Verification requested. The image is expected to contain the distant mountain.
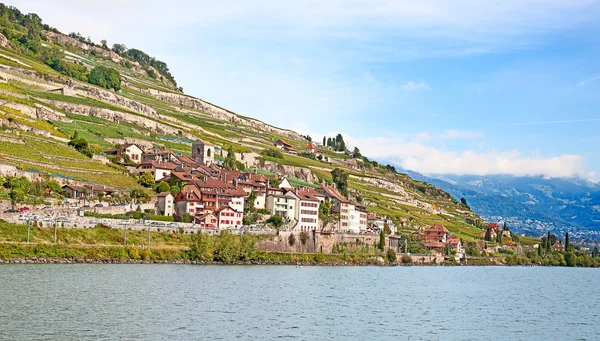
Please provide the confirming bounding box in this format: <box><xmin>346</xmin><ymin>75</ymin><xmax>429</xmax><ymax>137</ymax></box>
<box><xmin>400</xmin><ymin>170</ymin><xmax>600</xmax><ymax>239</ymax></box>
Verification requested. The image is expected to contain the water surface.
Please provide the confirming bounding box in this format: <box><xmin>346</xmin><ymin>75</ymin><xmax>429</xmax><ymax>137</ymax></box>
<box><xmin>0</xmin><ymin>265</ymin><xmax>598</xmax><ymax>340</ymax></box>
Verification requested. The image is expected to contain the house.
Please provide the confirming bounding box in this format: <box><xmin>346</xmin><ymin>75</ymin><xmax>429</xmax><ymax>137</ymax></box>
<box><xmin>306</xmin><ymin>142</ymin><xmax>316</xmax><ymax>154</ymax></box>
<box><xmin>552</xmin><ymin>241</ymin><xmax>565</xmax><ymax>252</ymax></box>
<box><xmin>103</xmin><ymin>143</ymin><xmax>143</xmax><ymax>164</ymax></box>
<box><xmin>278</xmin><ymin>178</ymin><xmax>293</xmax><ymax>190</ymax></box>
<box><xmin>316</xmin><ymin>183</ymin><xmax>351</xmax><ymax>231</ymax></box>
<box><xmin>293</xmin><ymin>189</ymin><xmax>320</xmax><ymax>232</ymax></box>
<box><xmin>137</xmin><ymin>161</ymin><xmax>178</xmax><ymax>181</ymax></box>
<box><xmin>425</xmin><ymin>224</ymin><xmax>450</xmax><ymax>243</ymax></box>
<box><xmin>355</xmin><ymin>205</ymin><xmax>369</xmax><ymax>233</ymax></box>
<box><xmin>61</xmin><ymin>184</ymin><xmax>116</xmax><ymax>199</ymax></box>
<box><xmin>274</xmin><ymin>139</ymin><xmax>297</xmax><ymax>155</ymax></box>
<box><xmin>174</xmin><ymin>191</ymin><xmax>203</xmax><ymax>216</ymax></box>
<box><xmin>123</xmin><ymin>144</ymin><xmax>143</xmax><ymax>164</ymax></box>
<box><xmin>423</xmin><ymin>241</ymin><xmax>446</xmax><ymax>254</ymax></box>
<box><xmin>195</xmin><ymin>212</ymin><xmax>218</xmax><ymax>228</ymax></box>
<box><xmin>266</xmin><ymin>191</ymin><xmax>298</xmax><ymax>221</ymax></box>
<box><xmin>348</xmin><ymin>205</ymin><xmax>361</xmax><ymax>234</ymax></box>
<box><xmin>192</xmin><ymin>140</ymin><xmax>214</xmax><ymax>166</ymax></box>
<box><xmin>488</xmin><ymin>223</ymin><xmax>502</xmax><ymax>230</ymax></box>
<box><xmin>447</xmin><ymin>236</ymin><xmax>463</xmax><ymax>254</ymax></box>
<box><xmin>367</xmin><ymin>213</ymin><xmax>385</xmax><ymax>231</ymax></box>
<box><xmin>156</xmin><ymin>192</ymin><xmax>174</xmax><ymax>216</ymax></box>
<box><xmin>215</xmin><ymin>206</ymin><xmax>243</xmax><ymax>228</ymax></box>
<box><xmin>62</xmin><ymin>184</ymin><xmax>85</xmax><ymax>199</ymax></box>
<box><xmin>142</xmin><ymin>147</ymin><xmax>179</xmax><ymax>163</ymax></box>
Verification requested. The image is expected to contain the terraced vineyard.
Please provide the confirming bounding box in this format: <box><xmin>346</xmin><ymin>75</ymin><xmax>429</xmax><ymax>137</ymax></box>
<box><xmin>0</xmin><ymin>6</ymin><xmax>500</xmax><ymax>242</ymax></box>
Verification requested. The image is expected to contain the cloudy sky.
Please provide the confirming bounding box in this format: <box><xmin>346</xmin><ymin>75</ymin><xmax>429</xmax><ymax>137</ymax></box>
<box><xmin>13</xmin><ymin>0</ymin><xmax>600</xmax><ymax>181</ymax></box>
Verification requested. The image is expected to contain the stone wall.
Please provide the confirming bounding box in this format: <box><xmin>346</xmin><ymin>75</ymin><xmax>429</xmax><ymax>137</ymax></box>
<box><xmin>257</xmin><ymin>231</ymin><xmax>317</xmax><ymax>253</ymax></box>
<box><xmin>257</xmin><ymin>232</ymin><xmax>380</xmax><ymax>254</ymax></box>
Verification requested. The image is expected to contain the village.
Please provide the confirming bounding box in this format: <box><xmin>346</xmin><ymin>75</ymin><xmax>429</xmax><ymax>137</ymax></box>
<box><xmin>3</xmin><ymin>138</ymin><xmax>479</xmax><ymax>261</ymax></box>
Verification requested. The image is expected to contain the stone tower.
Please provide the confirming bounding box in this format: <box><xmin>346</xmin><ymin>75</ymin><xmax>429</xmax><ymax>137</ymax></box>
<box><xmin>192</xmin><ymin>140</ymin><xmax>214</xmax><ymax>166</ymax></box>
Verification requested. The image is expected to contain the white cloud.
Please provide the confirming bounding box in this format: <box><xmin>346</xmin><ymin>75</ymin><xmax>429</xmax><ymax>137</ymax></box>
<box><xmin>400</xmin><ymin>80</ymin><xmax>431</xmax><ymax>91</ymax></box>
<box><xmin>343</xmin><ymin>135</ymin><xmax>589</xmax><ymax>179</ymax></box>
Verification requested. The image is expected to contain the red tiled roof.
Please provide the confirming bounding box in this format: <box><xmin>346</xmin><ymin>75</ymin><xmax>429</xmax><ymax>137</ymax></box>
<box><xmin>307</xmin><ymin>142</ymin><xmax>314</xmax><ymax>149</ymax></box>
<box><xmin>316</xmin><ymin>184</ymin><xmax>348</xmax><ymax>203</ymax></box>
<box><xmin>275</xmin><ymin>139</ymin><xmax>292</xmax><ymax>148</ymax></box>
<box><xmin>175</xmin><ymin>191</ymin><xmax>201</xmax><ymax>202</ymax></box>
<box><xmin>137</xmin><ymin>160</ymin><xmax>178</xmax><ymax>170</ymax></box>
<box><xmin>426</xmin><ymin>224</ymin><xmax>449</xmax><ymax>233</ymax></box>
<box><xmin>296</xmin><ymin>190</ymin><xmax>320</xmax><ymax>202</ymax></box>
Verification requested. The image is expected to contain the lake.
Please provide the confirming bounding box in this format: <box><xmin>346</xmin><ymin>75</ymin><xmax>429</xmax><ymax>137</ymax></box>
<box><xmin>0</xmin><ymin>265</ymin><xmax>598</xmax><ymax>340</ymax></box>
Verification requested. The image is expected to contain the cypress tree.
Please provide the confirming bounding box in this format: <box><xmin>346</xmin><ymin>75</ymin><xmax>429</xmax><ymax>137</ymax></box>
<box><xmin>565</xmin><ymin>232</ymin><xmax>570</xmax><ymax>252</ymax></box>
<box><xmin>322</xmin><ymin>136</ymin><xmax>326</xmax><ymax>146</ymax></box>
<box><xmin>496</xmin><ymin>230</ymin><xmax>502</xmax><ymax>244</ymax></box>
<box><xmin>538</xmin><ymin>245</ymin><xmax>543</xmax><ymax>256</ymax></box>
<box><xmin>503</xmin><ymin>222</ymin><xmax>508</xmax><ymax>231</ymax></box>
<box><xmin>484</xmin><ymin>228</ymin><xmax>491</xmax><ymax>242</ymax></box>
<box><xmin>379</xmin><ymin>229</ymin><xmax>385</xmax><ymax>251</ymax></box>
<box><xmin>546</xmin><ymin>231</ymin><xmax>551</xmax><ymax>251</ymax></box>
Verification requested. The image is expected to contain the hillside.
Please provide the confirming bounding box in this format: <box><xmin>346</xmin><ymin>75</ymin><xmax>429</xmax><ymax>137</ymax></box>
<box><xmin>0</xmin><ymin>4</ymin><xmax>505</xmax><ymax>247</ymax></box>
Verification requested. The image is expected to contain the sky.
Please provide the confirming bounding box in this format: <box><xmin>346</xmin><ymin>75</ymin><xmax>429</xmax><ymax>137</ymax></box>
<box><xmin>12</xmin><ymin>0</ymin><xmax>600</xmax><ymax>182</ymax></box>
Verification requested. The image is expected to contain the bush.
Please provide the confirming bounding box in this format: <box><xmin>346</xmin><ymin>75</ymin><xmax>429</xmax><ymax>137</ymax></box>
<box><xmin>299</xmin><ymin>231</ymin><xmax>309</xmax><ymax>246</ymax></box>
<box><xmin>288</xmin><ymin>233</ymin><xmax>296</xmax><ymax>246</ymax></box>
<box><xmin>87</xmin><ymin>66</ymin><xmax>121</xmax><ymax>90</ymax></box>
<box><xmin>386</xmin><ymin>248</ymin><xmax>397</xmax><ymax>263</ymax></box>
<box><xmin>261</xmin><ymin>149</ymin><xmax>283</xmax><ymax>159</ymax></box>
<box><xmin>401</xmin><ymin>255</ymin><xmax>412</xmax><ymax>264</ymax></box>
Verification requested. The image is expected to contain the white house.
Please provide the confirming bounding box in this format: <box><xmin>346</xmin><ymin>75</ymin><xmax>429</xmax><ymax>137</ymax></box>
<box><xmin>137</xmin><ymin>161</ymin><xmax>178</xmax><ymax>181</ymax></box>
<box><xmin>156</xmin><ymin>192</ymin><xmax>174</xmax><ymax>216</ymax></box>
<box><xmin>293</xmin><ymin>189</ymin><xmax>320</xmax><ymax>232</ymax></box>
<box><xmin>266</xmin><ymin>192</ymin><xmax>297</xmax><ymax>221</ymax></box>
<box><xmin>215</xmin><ymin>206</ymin><xmax>243</xmax><ymax>228</ymax></box>
<box><xmin>348</xmin><ymin>205</ymin><xmax>361</xmax><ymax>234</ymax></box>
<box><xmin>123</xmin><ymin>144</ymin><xmax>143</xmax><ymax>164</ymax></box>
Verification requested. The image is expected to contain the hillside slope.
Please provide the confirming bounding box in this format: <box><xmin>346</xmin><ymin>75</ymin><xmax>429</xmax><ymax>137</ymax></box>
<box><xmin>0</xmin><ymin>4</ymin><xmax>494</xmax><ymax>243</ymax></box>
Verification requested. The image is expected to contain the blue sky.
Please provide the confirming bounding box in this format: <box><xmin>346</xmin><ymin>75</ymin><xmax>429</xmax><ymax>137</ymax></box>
<box><xmin>15</xmin><ymin>0</ymin><xmax>600</xmax><ymax>181</ymax></box>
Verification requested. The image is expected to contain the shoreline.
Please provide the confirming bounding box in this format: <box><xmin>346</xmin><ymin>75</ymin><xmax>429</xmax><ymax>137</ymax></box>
<box><xmin>0</xmin><ymin>256</ymin><xmax>519</xmax><ymax>266</ymax></box>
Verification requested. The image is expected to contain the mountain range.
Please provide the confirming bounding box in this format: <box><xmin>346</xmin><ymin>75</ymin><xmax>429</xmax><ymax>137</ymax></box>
<box><xmin>403</xmin><ymin>170</ymin><xmax>600</xmax><ymax>240</ymax></box>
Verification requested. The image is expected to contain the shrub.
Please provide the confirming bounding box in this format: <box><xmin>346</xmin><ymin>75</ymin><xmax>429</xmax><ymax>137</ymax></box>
<box><xmin>261</xmin><ymin>148</ymin><xmax>283</xmax><ymax>159</ymax></box>
<box><xmin>299</xmin><ymin>231</ymin><xmax>309</xmax><ymax>246</ymax></box>
<box><xmin>386</xmin><ymin>248</ymin><xmax>397</xmax><ymax>263</ymax></box>
<box><xmin>288</xmin><ymin>233</ymin><xmax>296</xmax><ymax>246</ymax></box>
<box><xmin>401</xmin><ymin>255</ymin><xmax>412</xmax><ymax>264</ymax></box>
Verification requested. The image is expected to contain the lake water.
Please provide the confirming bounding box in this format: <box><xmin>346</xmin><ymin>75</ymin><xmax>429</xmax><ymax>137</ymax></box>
<box><xmin>0</xmin><ymin>265</ymin><xmax>598</xmax><ymax>340</ymax></box>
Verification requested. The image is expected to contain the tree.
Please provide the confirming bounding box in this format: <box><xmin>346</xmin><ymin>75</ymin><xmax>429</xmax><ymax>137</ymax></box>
<box><xmin>288</xmin><ymin>233</ymin><xmax>296</xmax><ymax>246</ymax></box>
<box><xmin>170</xmin><ymin>185</ymin><xmax>180</xmax><ymax>197</ymax></box>
<box><xmin>460</xmin><ymin>198</ymin><xmax>468</xmax><ymax>206</ymax></box>
<box><xmin>269</xmin><ymin>178</ymin><xmax>280</xmax><ymax>187</ymax></box>
<box><xmin>87</xmin><ymin>66</ymin><xmax>121</xmax><ymax>90</ymax></box>
<box><xmin>484</xmin><ymin>228</ymin><xmax>492</xmax><ymax>242</ymax></box>
<box><xmin>223</xmin><ymin>145</ymin><xmax>237</xmax><ymax>170</ymax></box>
<box><xmin>266</xmin><ymin>215</ymin><xmax>283</xmax><ymax>229</ymax></box>
<box><xmin>592</xmin><ymin>246</ymin><xmax>599</xmax><ymax>258</ymax></box>
<box><xmin>496</xmin><ymin>229</ymin><xmax>502</xmax><ymax>244</ymax></box>
<box><xmin>330</xmin><ymin>168</ymin><xmax>348</xmax><ymax>197</ymax></box>
<box><xmin>139</xmin><ymin>172</ymin><xmax>155</xmax><ymax>187</ymax></box>
<box><xmin>188</xmin><ymin>231</ymin><xmax>214</xmax><ymax>261</ymax></box>
<box><xmin>68</xmin><ymin>132</ymin><xmax>92</xmax><ymax>157</ymax></box>
<box><xmin>44</xmin><ymin>180</ymin><xmax>61</xmax><ymax>195</ymax></box>
<box><xmin>9</xmin><ymin>188</ymin><xmax>24</xmax><ymax>207</ymax></box>
<box><xmin>156</xmin><ymin>181</ymin><xmax>170</xmax><ymax>193</ymax></box>
<box><xmin>100</xmin><ymin>39</ymin><xmax>108</xmax><ymax>49</ymax></box>
<box><xmin>546</xmin><ymin>231</ymin><xmax>552</xmax><ymax>251</ymax></box>
<box><xmin>379</xmin><ymin>228</ymin><xmax>385</xmax><ymax>251</ymax></box>
<box><xmin>538</xmin><ymin>245</ymin><xmax>543</xmax><ymax>257</ymax></box>
<box><xmin>353</xmin><ymin>146</ymin><xmax>361</xmax><ymax>158</ymax></box>
<box><xmin>322</xmin><ymin>136</ymin><xmax>326</xmax><ymax>146</ymax></box>
<box><xmin>112</xmin><ymin>43</ymin><xmax>127</xmax><ymax>54</ymax></box>
<box><xmin>386</xmin><ymin>248</ymin><xmax>397</xmax><ymax>263</ymax></box>
<box><xmin>246</xmin><ymin>191</ymin><xmax>257</xmax><ymax>213</ymax></box>
<box><xmin>565</xmin><ymin>232</ymin><xmax>570</xmax><ymax>252</ymax></box>
<box><xmin>503</xmin><ymin>222</ymin><xmax>509</xmax><ymax>231</ymax></box>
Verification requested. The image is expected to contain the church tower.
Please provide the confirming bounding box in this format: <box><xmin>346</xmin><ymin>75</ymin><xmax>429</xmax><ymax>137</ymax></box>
<box><xmin>192</xmin><ymin>140</ymin><xmax>214</xmax><ymax>166</ymax></box>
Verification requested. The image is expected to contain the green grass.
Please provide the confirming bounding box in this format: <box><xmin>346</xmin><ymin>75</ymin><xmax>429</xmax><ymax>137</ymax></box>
<box><xmin>0</xmin><ymin>221</ymin><xmax>189</xmax><ymax>248</ymax></box>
